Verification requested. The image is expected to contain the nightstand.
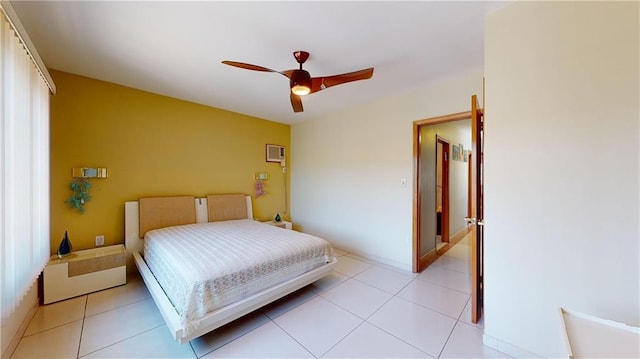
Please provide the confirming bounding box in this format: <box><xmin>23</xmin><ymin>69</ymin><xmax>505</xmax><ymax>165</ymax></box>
<box><xmin>264</xmin><ymin>220</ymin><xmax>293</xmax><ymax>230</ymax></box>
<box><xmin>43</xmin><ymin>244</ymin><xmax>126</xmax><ymax>304</ymax></box>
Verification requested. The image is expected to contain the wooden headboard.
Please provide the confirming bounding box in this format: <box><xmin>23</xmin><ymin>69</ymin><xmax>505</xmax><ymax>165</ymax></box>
<box><xmin>124</xmin><ymin>194</ymin><xmax>253</xmax><ymax>273</ymax></box>
<box><xmin>207</xmin><ymin>194</ymin><xmax>249</xmax><ymax>222</ymax></box>
<box><xmin>139</xmin><ymin>196</ymin><xmax>196</xmax><ymax>237</ymax></box>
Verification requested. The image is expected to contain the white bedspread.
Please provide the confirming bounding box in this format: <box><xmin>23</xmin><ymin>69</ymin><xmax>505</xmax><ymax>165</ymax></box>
<box><xmin>143</xmin><ymin>219</ymin><xmax>334</xmax><ymax>334</ymax></box>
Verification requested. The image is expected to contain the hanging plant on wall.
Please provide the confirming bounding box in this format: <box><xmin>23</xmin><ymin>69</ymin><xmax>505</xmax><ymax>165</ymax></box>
<box><xmin>65</xmin><ymin>177</ymin><xmax>91</xmax><ymax>214</ymax></box>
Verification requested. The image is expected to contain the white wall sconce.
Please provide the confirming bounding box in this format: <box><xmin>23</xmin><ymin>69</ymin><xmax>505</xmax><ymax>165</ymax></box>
<box><xmin>72</xmin><ymin>167</ymin><xmax>108</xmax><ymax>178</ymax></box>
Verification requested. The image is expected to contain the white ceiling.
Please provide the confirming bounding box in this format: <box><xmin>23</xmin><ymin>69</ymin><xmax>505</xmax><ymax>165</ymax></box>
<box><xmin>11</xmin><ymin>1</ymin><xmax>506</xmax><ymax>124</ymax></box>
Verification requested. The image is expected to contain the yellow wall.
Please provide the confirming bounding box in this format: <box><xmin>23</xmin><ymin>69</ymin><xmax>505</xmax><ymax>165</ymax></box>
<box><xmin>50</xmin><ymin>70</ymin><xmax>290</xmax><ymax>253</ymax></box>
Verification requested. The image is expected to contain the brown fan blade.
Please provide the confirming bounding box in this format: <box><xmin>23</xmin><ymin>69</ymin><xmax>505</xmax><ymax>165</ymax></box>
<box><xmin>222</xmin><ymin>61</ymin><xmax>277</xmax><ymax>72</ymax></box>
<box><xmin>290</xmin><ymin>92</ymin><xmax>303</xmax><ymax>113</ymax></box>
<box><xmin>310</xmin><ymin>67</ymin><xmax>374</xmax><ymax>93</ymax></box>
<box><xmin>222</xmin><ymin>61</ymin><xmax>294</xmax><ymax>79</ymax></box>
<box><xmin>280</xmin><ymin>69</ymin><xmax>294</xmax><ymax>79</ymax></box>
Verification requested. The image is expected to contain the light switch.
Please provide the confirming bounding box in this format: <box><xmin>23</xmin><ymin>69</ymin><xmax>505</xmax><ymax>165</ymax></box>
<box><xmin>400</xmin><ymin>178</ymin><xmax>407</xmax><ymax>187</ymax></box>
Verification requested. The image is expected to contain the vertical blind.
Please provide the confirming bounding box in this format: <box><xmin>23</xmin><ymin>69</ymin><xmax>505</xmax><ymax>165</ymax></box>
<box><xmin>0</xmin><ymin>7</ymin><xmax>51</xmax><ymax>321</ymax></box>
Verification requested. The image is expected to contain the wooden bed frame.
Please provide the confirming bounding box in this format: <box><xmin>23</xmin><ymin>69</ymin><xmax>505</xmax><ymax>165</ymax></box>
<box><xmin>124</xmin><ymin>195</ymin><xmax>337</xmax><ymax>343</ymax></box>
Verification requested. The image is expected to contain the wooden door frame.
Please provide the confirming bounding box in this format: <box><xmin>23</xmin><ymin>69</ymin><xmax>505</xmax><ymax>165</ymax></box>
<box><xmin>413</xmin><ymin>110</ymin><xmax>472</xmax><ymax>272</ymax></box>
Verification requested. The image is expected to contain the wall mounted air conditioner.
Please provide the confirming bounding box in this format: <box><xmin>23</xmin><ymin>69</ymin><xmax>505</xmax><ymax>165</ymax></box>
<box><xmin>266</xmin><ymin>144</ymin><xmax>285</xmax><ymax>163</ymax></box>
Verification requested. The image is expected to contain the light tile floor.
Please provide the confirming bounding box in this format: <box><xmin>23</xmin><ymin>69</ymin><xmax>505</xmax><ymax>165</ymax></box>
<box><xmin>12</xmin><ymin>233</ymin><xmax>511</xmax><ymax>358</ymax></box>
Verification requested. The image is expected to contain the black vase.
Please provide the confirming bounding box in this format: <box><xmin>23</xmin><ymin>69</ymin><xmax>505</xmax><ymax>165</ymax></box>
<box><xmin>57</xmin><ymin>231</ymin><xmax>72</xmax><ymax>258</ymax></box>
<box><xmin>275</xmin><ymin>213</ymin><xmax>281</xmax><ymax>222</ymax></box>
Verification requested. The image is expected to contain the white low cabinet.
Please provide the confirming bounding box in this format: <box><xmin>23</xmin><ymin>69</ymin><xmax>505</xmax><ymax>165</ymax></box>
<box><xmin>263</xmin><ymin>220</ymin><xmax>293</xmax><ymax>230</ymax></box>
<box><xmin>44</xmin><ymin>244</ymin><xmax>126</xmax><ymax>304</ymax></box>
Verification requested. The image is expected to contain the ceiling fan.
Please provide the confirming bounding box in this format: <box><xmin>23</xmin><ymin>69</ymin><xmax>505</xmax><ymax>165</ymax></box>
<box><xmin>222</xmin><ymin>51</ymin><xmax>374</xmax><ymax>113</ymax></box>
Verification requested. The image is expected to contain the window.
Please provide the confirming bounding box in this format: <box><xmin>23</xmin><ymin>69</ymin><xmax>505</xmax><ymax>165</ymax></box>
<box><xmin>1</xmin><ymin>3</ymin><xmax>54</xmax><ymax>321</ymax></box>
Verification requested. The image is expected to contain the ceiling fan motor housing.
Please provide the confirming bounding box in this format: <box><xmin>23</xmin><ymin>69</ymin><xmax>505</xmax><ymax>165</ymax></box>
<box><xmin>290</xmin><ymin>69</ymin><xmax>311</xmax><ymax>96</ymax></box>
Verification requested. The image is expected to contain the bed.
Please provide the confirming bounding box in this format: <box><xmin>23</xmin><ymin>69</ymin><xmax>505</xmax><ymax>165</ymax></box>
<box><xmin>124</xmin><ymin>194</ymin><xmax>337</xmax><ymax>343</ymax></box>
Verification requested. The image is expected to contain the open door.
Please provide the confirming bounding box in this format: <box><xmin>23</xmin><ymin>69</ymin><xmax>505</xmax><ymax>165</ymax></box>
<box><xmin>468</xmin><ymin>94</ymin><xmax>484</xmax><ymax>323</ymax></box>
<box><xmin>412</xmin><ymin>96</ymin><xmax>483</xmax><ymax>319</ymax></box>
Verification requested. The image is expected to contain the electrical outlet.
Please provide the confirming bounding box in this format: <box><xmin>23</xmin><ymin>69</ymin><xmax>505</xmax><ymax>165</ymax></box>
<box><xmin>95</xmin><ymin>235</ymin><xmax>104</xmax><ymax>247</ymax></box>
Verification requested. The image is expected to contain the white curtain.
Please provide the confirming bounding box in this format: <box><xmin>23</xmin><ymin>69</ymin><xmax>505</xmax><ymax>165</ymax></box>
<box><xmin>0</xmin><ymin>8</ymin><xmax>51</xmax><ymax>321</ymax></box>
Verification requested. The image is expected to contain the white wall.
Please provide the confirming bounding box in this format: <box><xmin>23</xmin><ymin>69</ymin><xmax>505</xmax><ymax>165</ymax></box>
<box><xmin>291</xmin><ymin>70</ymin><xmax>482</xmax><ymax>271</ymax></box>
<box><xmin>484</xmin><ymin>2</ymin><xmax>639</xmax><ymax>357</ymax></box>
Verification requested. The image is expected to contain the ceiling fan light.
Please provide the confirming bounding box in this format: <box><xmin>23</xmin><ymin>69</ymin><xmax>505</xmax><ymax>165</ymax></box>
<box><xmin>290</xmin><ymin>70</ymin><xmax>311</xmax><ymax>96</ymax></box>
<box><xmin>291</xmin><ymin>85</ymin><xmax>311</xmax><ymax>96</ymax></box>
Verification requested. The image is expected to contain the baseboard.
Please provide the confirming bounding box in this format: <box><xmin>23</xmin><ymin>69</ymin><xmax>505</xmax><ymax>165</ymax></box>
<box><xmin>333</xmin><ymin>246</ymin><xmax>413</xmax><ymax>273</ymax></box>
<box><xmin>419</xmin><ymin>249</ymin><xmax>439</xmax><ymax>270</ymax></box>
<box><xmin>2</xmin><ymin>294</ymin><xmax>39</xmax><ymax>359</ymax></box>
<box><xmin>450</xmin><ymin>225</ymin><xmax>470</xmax><ymax>244</ymax></box>
<box><xmin>483</xmin><ymin>333</ymin><xmax>542</xmax><ymax>358</ymax></box>
<box><xmin>321</xmin><ymin>227</ymin><xmax>466</xmax><ymax>273</ymax></box>
<box><xmin>436</xmin><ymin>226</ymin><xmax>470</xmax><ymax>255</ymax></box>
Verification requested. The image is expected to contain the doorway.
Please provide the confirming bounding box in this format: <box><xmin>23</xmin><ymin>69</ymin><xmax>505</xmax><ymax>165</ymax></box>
<box><xmin>412</xmin><ymin>97</ymin><xmax>484</xmax><ymax>323</ymax></box>
<box><xmin>413</xmin><ymin>112</ymin><xmax>472</xmax><ymax>272</ymax></box>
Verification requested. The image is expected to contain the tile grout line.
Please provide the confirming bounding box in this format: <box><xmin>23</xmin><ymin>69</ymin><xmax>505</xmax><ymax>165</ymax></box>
<box><xmin>317</xmin><ymin>319</ymin><xmax>367</xmax><ymax>358</ymax></box>
<box><xmin>78</xmin><ymin>324</ymin><xmax>166</xmax><ymax>358</ymax></box>
<box><xmin>362</xmin><ymin>278</ymin><xmax>435</xmax><ymax>358</ymax></box>
<box><xmin>351</xmin><ymin>269</ymin><xmax>416</xmax><ymax>295</ymax></box>
<box><xmin>83</xmin><ymin>295</ymin><xmax>152</xmax><ymax>319</ymax></box>
<box><xmin>282</xmin><ymin>288</ymin><xmax>358</xmax><ymax>358</ymax></box>
<box><xmin>76</xmin><ymin>295</ymin><xmax>88</xmax><ymax>358</ymax></box>
<box><xmin>435</xmin><ymin>316</ymin><xmax>462</xmax><ymax>358</ymax></box>
<box><xmin>20</xmin><ymin>318</ymin><xmax>83</xmax><ymax>339</ymax></box>
<box><xmin>192</xmin><ymin>315</ymin><xmax>275</xmax><ymax>358</ymax></box>
<box><xmin>255</xmin><ymin>286</ymin><xmax>328</xmax><ymax>358</ymax></box>
<box><xmin>263</xmin><ymin>264</ymin><xmax>399</xmax><ymax>357</ymax></box>
<box><xmin>394</xmin><ymin>278</ymin><xmax>471</xmax><ymax>322</ymax></box>
<box><xmin>435</xmin><ymin>296</ymin><xmax>473</xmax><ymax>359</ymax></box>
<box><xmin>269</xmin><ymin>316</ymin><xmax>319</xmax><ymax>358</ymax></box>
<box><xmin>413</xmin><ymin>275</ymin><xmax>472</xmax><ymax>296</ymax></box>
<box><xmin>77</xmin><ymin>292</ymin><xmax>163</xmax><ymax>357</ymax></box>
<box><xmin>361</xmin><ymin>295</ymin><xmax>433</xmax><ymax>358</ymax></box>
<box><xmin>187</xmin><ymin>335</ymin><xmax>199</xmax><ymax>358</ymax></box>
<box><xmin>260</xmin><ymin>264</ymin><xmax>370</xmax><ymax>358</ymax></box>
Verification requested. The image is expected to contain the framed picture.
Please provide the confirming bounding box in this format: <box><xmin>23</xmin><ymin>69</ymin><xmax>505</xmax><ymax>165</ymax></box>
<box><xmin>452</xmin><ymin>145</ymin><xmax>460</xmax><ymax>161</ymax></box>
